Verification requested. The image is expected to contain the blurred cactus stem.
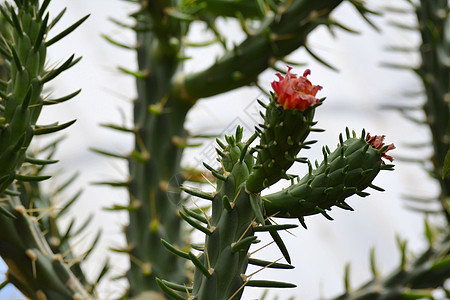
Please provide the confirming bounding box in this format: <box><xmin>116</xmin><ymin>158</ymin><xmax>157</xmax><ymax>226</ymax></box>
<box><xmin>124</xmin><ymin>1</ymin><xmax>191</xmax><ymax>297</ymax></box>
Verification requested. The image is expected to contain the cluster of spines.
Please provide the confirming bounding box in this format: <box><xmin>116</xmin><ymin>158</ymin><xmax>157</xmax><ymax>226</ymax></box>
<box><xmin>264</xmin><ymin>128</ymin><xmax>394</xmax><ymax>228</ymax></box>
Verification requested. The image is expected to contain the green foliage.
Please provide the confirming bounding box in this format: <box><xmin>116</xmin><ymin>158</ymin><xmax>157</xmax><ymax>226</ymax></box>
<box><xmin>333</xmin><ymin>232</ymin><xmax>450</xmax><ymax>300</ymax></box>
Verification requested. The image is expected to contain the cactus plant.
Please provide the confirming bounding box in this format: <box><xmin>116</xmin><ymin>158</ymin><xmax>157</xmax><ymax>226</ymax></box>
<box><xmin>100</xmin><ymin>0</ymin><xmax>376</xmax><ymax>298</ymax></box>
<box><xmin>157</xmin><ymin>67</ymin><xmax>395</xmax><ymax>299</ymax></box>
<box><xmin>1</xmin><ymin>0</ymin><xmax>448</xmax><ymax>299</ymax></box>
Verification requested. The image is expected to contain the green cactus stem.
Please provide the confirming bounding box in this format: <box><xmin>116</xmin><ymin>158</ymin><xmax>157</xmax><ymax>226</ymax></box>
<box><xmin>188</xmin><ymin>128</ymin><xmax>256</xmax><ymax>299</ymax></box>
<box><xmin>0</xmin><ymin>0</ymin><xmax>86</xmax><ymax>194</ymax></box>
<box><xmin>264</xmin><ymin>129</ymin><xmax>395</xmax><ymax>225</ymax></box>
<box><xmin>415</xmin><ymin>0</ymin><xmax>450</xmax><ymax>220</ymax></box>
<box><xmin>159</xmin><ymin>127</ymin><xmax>298</xmax><ymax>299</ymax></box>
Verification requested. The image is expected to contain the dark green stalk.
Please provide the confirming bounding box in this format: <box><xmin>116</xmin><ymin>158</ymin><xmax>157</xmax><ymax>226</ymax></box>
<box><xmin>416</xmin><ymin>0</ymin><xmax>450</xmax><ymax>221</ymax></box>
<box><xmin>124</xmin><ymin>1</ymin><xmax>190</xmax><ymax>297</ymax></box>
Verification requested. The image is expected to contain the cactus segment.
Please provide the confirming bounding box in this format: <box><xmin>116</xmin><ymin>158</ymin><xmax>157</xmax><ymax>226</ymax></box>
<box><xmin>264</xmin><ymin>132</ymin><xmax>394</xmax><ymax>219</ymax></box>
<box><xmin>159</xmin><ymin>129</ymin><xmax>268</xmax><ymax>299</ymax></box>
<box><xmin>188</xmin><ymin>130</ymin><xmax>257</xmax><ymax>299</ymax></box>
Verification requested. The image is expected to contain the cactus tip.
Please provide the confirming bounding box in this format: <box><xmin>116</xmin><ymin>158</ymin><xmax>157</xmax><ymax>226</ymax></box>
<box><xmin>298</xmin><ymin>217</ymin><xmax>307</xmax><ymax>229</ymax></box>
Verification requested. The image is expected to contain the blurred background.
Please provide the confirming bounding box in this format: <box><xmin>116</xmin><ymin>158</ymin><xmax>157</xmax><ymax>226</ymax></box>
<box><xmin>0</xmin><ymin>0</ymin><xmax>439</xmax><ymax>299</ymax></box>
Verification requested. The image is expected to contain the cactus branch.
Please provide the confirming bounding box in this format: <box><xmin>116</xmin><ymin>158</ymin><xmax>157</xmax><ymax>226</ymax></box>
<box><xmin>182</xmin><ymin>0</ymin><xmax>344</xmax><ymax>100</ymax></box>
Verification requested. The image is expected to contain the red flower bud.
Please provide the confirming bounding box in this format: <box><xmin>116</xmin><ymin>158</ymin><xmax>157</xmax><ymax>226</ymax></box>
<box><xmin>271</xmin><ymin>66</ymin><xmax>322</xmax><ymax>111</ymax></box>
<box><xmin>366</xmin><ymin>133</ymin><xmax>396</xmax><ymax>163</ymax></box>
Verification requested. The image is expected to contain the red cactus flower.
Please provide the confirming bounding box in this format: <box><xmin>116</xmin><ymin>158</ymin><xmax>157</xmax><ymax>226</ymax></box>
<box><xmin>366</xmin><ymin>133</ymin><xmax>396</xmax><ymax>163</ymax></box>
<box><xmin>271</xmin><ymin>66</ymin><xmax>322</xmax><ymax>111</ymax></box>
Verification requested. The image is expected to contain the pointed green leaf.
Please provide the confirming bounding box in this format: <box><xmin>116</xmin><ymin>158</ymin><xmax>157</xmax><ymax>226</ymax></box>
<box><xmin>43</xmin><ymin>89</ymin><xmax>81</xmax><ymax>105</ymax></box>
<box><xmin>33</xmin><ymin>119</ymin><xmax>76</xmax><ymax>135</ymax></box>
<box><xmin>155</xmin><ymin>278</ymin><xmax>185</xmax><ymax>300</ymax></box>
<box><xmin>15</xmin><ymin>174</ymin><xmax>51</xmax><ymax>181</ymax></box>
<box><xmin>0</xmin><ymin>205</ymin><xmax>16</xmax><ymax>219</ymax></box>
<box><xmin>46</xmin><ymin>15</ymin><xmax>90</xmax><ymax>47</ymax></box>
<box><xmin>160</xmin><ymin>239</ymin><xmax>189</xmax><ymax>259</ymax></box>
<box><xmin>231</xmin><ymin>236</ymin><xmax>258</xmax><ymax>253</ymax></box>
<box><xmin>25</xmin><ymin>157</ymin><xmax>59</xmax><ymax>165</ymax></box>
<box><xmin>188</xmin><ymin>252</ymin><xmax>211</xmax><ymax>278</ymax></box>
<box><xmin>248</xmin><ymin>258</ymin><xmax>294</xmax><ymax>269</ymax></box>
<box><xmin>246</xmin><ymin>280</ymin><xmax>296</xmax><ymax>288</ymax></box>
<box><xmin>265</xmin><ymin>220</ymin><xmax>291</xmax><ymax>264</ymax></box>
<box><xmin>253</xmin><ymin>224</ymin><xmax>298</xmax><ymax>232</ymax></box>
